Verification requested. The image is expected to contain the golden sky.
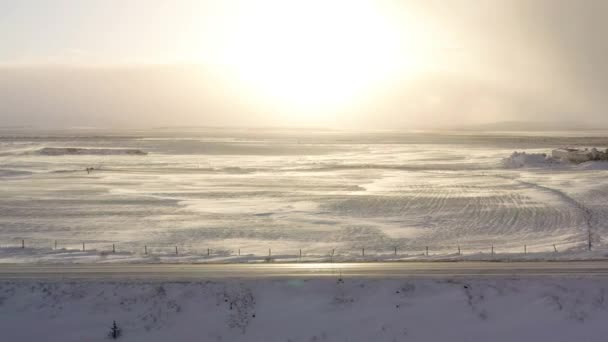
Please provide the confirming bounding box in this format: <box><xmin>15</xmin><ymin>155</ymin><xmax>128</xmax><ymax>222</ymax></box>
<box><xmin>1</xmin><ymin>0</ymin><xmax>607</xmax><ymax>129</ymax></box>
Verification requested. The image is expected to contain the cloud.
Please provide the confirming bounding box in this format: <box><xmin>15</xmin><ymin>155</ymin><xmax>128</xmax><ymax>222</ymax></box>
<box><xmin>1</xmin><ymin>0</ymin><xmax>607</xmax><ymax>129</ymax></box>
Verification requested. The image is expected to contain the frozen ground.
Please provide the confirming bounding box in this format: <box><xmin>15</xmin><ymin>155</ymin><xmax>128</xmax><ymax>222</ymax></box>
<box><xmin>1</xmin><ymin>128</ymin><xmax>608</xmax><ymax>262</ymax></box>
<box><xmin>2</xmin><ymin>277</ymin><xmax>608</xmax><ymax>341</ymax></box>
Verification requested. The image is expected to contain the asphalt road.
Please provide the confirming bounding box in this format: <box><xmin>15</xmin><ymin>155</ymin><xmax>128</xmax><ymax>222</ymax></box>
<box><xmin>0</xmin><ymin>261</ymin><xmax>608</xmax><ymax>280</ymax></box>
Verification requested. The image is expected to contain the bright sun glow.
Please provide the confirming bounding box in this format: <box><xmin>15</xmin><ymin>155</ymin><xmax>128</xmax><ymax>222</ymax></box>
<box><xmin>201</xmin><ymin>1</ymin><xmax>432</xmax><ymax>123</ymax></box>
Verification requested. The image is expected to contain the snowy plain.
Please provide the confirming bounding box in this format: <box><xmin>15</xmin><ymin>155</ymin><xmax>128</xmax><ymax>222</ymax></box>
<box><xmin>2</xmin><ymin>277</ymin><xmax>608</xmax><ymax>342</ymax></box>
<box><xmin>1</xmin><ymin>128</ymin><xmax>608</xmax><ymax>262</ymax></box>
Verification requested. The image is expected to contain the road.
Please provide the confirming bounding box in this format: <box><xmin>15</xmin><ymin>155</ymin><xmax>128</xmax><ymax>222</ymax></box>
<box><xmin>0</xmin><ymin>261</ymin><xmax>608</xmax><ymax>280</ymax></box>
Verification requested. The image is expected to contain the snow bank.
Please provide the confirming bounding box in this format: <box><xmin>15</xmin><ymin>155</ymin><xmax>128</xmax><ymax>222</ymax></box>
<box><xmin>502</xmin><ymin>151</ymin><xmax>608</xmax><ymax>170</ymax></box>
<box><xmin>0</xmin><ymin>243</ymin><xmax>606</xmax><ymax>263</ymax></box>
<box><xmin>0</xmin><ymin>169</ymin><xmax>32</xmax><ymax>178</ymax></box>
<box><xmin>575</xmin><ymin>161</ymin><xmax>608</xmax><ymax>171</ymax></box>
<box><xmin>2</xmin><ymin>278</ymin><xmax>608</xmax><ymax>342</ymax></box>
<box><xmin>502</xmin><ymin>151</ymin><xmax>560</xmax><ymax>168</ymax></box>
<box><xmin>35</xmin><ymin>147</ymin><xmax>147</xmax><ymax>156</ymax></box>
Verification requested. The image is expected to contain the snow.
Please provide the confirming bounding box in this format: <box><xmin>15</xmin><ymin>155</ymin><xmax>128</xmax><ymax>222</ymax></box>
<box><xmin>2</xmin><ymin>277</ymin><xmax>608</xmax><ymax>341</ymax></box>
<box><xmin>0</xmin><ymin>169</ymin><xmax>32</xmax><ymax>178</ymax></box>
<box><xmin>3</xmin><ymin>130</ymin><xmax>608</xmax><ymax>263</ymax></box>
<box><xmin>502</xmin><ymin>150</ymin><xmax>608</xmax><ymax>170</ymax></box>
<box><xmin>35</xmin><ymin>147</ymin><xmax>147</xmax><ymax>156</ymax></box>
<box><xmin>0</xmin><ymin>243</ymin><xmax>607</xmax><ymax>264</ymax></box>
<box><xmin>575</xmin><ymin>161</ymin><xmax>608</xmax><ymax>171</ymax></box>
<box><xmin>502</xmin><ymin>151</ymin><xmax>561</xmax><ymax>168</ymax></box>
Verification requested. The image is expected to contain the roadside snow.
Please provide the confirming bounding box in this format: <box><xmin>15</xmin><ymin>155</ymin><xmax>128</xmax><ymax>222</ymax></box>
<box><xmin>1</xmin><ymin>244</ymin><xmax>607</xmax><ymax>263</ymax></box>
<box><xmin>2</xmin><ymin>278</ymin><xmax>608</xmax><ymax>341</ymax></box>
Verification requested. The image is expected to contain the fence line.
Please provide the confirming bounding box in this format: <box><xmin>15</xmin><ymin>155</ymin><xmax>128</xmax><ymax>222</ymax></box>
<box><xmin>0</xmin><ymin>237</ymin><xmax>596</xmax><ymax>260</ymax></box>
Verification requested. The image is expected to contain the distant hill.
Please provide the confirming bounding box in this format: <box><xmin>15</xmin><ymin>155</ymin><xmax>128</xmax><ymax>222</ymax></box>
<box><xmin>458</xmin><ymin>121</ymin><xmax>608</xmax><ymax>132</ymax></box>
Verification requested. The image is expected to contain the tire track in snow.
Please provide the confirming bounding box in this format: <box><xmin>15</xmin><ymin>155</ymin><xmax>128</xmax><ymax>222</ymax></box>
<box><xmin>324</xmin><ymin>171</ymin><xmax>587</xmax><ymax>250</ymax></box>
<box><xmin>492</xmin><ymin>174</ymin><xmax>593</xmax><ymax>242</ymax></box>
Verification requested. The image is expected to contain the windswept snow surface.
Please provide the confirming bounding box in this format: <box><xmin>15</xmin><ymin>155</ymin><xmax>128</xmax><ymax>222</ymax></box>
<box><xmin>1</xmin><ymin>128</ymin><xmax>608</xmax><ymax>262</ymax></box>
<box><xmin>3</xmin><ymin>278</ymin><xmax>608</xmax><ymax>341</ymax></box>
<box><xmin>35</xmin><ymin>147</ymin><xmax>147</xmax><ymax>156</ymax></box>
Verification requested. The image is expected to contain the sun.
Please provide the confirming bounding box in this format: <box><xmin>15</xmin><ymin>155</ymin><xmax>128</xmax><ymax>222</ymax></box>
<box><xmin>206</xmin><ymin>1</ymin><xmax>429</xmax><ymax>124</ymax></box>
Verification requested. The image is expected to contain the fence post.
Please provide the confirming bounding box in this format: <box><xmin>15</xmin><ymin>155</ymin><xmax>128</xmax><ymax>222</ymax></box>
<box><xmin>362</xmin><ymin>248</ymin><xmax>365</xmax><ymax>257</ymax></box>
<box><xmin>22</xmin><ymin>239</ymin><xmax>24</xmax><ymax>249</ymax></box>
<box><xmin>112</xmin><ymin>244</ymin><xmax>115</xmax><ymax>253</ymax></box>
<box><xmin>553</xmin><ymin>244</ymin><xmax>558</xmax><ymax>253</ymax></box>
<box><xmin>82</xmin><ymin>242</ymin><xmax>85</xmax><ymax>251</ymax></box>
<box><xmin>299</xmin><ymin>249</ymin><xmax>302</xmax><ymax>259</ymax></box>
<box><xmin>269</xmin><ymin>248</ymin><xmax>271</xmax><ymax>257</ymax></box>
<box><xmin>524</xmin><ymin>245</ymin><xmax>527</xmax><ymax>254</ymax></box>
<box><xmin>458</xmin><ymin>245</ymin><xmax>461</xmax><ymax>255</ymax></box>
<box><xmin>394</xmin><ymin>246</ymin><xmax>397</xmax><ymax>256</ymax></box>
<box><xmin>207</xmin><ymin>248</ymin><xmax>210</xmax><ymax>256</ymax></box>
<box><xmin>238</xmin><ymin>248</ymin><xmax>241</xmax><ymax>256</ymax></box>
<box><xmin>145</xmin><ymin>245</ymin><xmax>148</xmax><ymax>255</ymax></box>
<box><xmin>491</xmin><ymin>245</ymin><xmax>494</xmax><ymax>255</ymax></box>
<box><xmin>425</xmin><ymin>246</ymin><xmax>429</xmax><ymax>256</ymax></box>
<box><xmin>175</xmin><ymin>246</ymin><xmax>178</xmax><ymax>255</ymax></box>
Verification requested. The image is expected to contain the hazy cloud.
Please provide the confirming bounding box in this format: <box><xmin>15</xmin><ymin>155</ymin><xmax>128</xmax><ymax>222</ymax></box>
<box><xmin>1</xmin><ymin>0</ymin><xmax>607</xmax><ymax>129</ymax></box>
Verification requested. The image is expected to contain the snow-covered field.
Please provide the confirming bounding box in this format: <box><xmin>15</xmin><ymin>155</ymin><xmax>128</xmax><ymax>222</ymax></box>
<box><xmin>2</xmin><ymin>277</ymin><xmax>608</xmax><ymax>341</ymax></box>
<box><xmin>1</xmin><ymin>128</ymin><xmax>608</xmax><ymax>262</ymax></box>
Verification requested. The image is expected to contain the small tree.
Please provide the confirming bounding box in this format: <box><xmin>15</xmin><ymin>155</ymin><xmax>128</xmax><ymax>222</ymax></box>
<box><xmin>109</xmin><ymin>321</ymin><xmax>121</xmax><ymax>339</ymax></box>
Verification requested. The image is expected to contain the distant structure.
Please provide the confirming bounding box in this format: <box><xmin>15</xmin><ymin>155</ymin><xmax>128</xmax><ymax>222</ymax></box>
<box><xmin>552</xmin><ymin>148</ymin><xmax>608</xmax><ymax>163</ymax></box>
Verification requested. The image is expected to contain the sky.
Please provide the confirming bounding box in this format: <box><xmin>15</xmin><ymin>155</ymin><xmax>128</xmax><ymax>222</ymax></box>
<box><xmin>1</xmin><ymin>0</ymin><xmax>607</xmax><ymax>129</ymax></box>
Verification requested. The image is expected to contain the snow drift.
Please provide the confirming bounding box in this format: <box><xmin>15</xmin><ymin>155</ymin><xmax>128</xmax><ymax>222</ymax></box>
<box><xmin>502</xmin><ymin>151</ymin><xmax>560</xmax><ymax>168</ymax></box>
<box><xmin>35</xmin><ymin>147</ymin><xmax>147</xmax><ymax>156</ymax></box>
<box><xmin>0</xmin><ymin>169</ymin><xmax>32</xmax><ymax>178</ymax></box>
<box><xmin>503</xmin><ymin>151</ymin><xmax>608</xmax><ymax>170</ymax></box>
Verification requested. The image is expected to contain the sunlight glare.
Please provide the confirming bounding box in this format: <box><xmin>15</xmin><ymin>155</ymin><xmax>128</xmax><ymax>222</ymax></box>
<box><xmin>208</xmin><ymin>1</ymin><xmax>430</xmax><ymax>122</ymax></box>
